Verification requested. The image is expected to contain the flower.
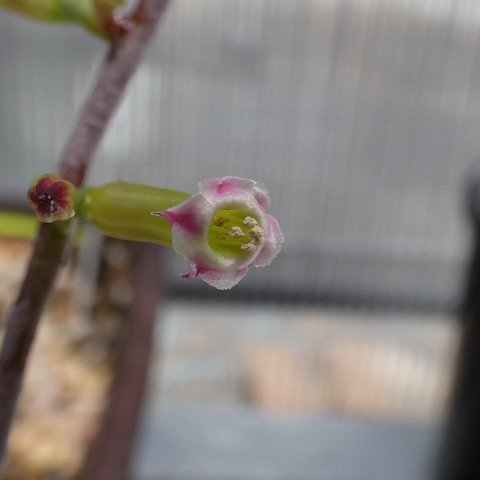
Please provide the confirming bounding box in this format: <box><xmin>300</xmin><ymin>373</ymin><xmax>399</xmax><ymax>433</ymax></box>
<box><xmin>75</xmin><ymin>177</ymin><xmax>283</xmax><ymax>290</ymax></box>
<box><xmin>152</xmin><ymin>177</ymin><xmax>284</xmax><ymax>290</ymax></box>
<box><xmin>27</xmin><ymin>174</ymin><xmax>76</xmax><ymax>223</ymax></box>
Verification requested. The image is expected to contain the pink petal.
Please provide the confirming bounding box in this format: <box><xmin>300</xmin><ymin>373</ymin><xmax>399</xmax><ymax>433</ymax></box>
<box><xmin>198</xmin><ymin>177</ymin><xmax>254</xmax><ymax>202</ymax></box>
<box><xmin>266</xmin><ymin>214</ymin><xmax>284</xmax><ymax>244</ymax></box>
<box><xmin>200</xmin><ymin>267</ymin><xmax>250</xmax><ymax>290</ymax></box>
<box><xmin>253</xmin><ymin>214</ymin><xmax>284</xmax><ymax>267</ymax></box>
<box><xmin>153</xmin><ymin>194</ymin><xmax>211</xmax><ymax>236</ymax></box>
<box><xmin>253</xmin><ymin>242</ymin><xmax>282</xmax><ymax>268</ymax></box>
<box><xmin>180</xmin><ymin>262</ymin><xmax>200</xmax><ymax>280</ymax></box>
<box><xmin>180</xmin><ymin>262</ymin><xmax>249</xmax><ymax>290</ymax></box>
<box><xmin>215</xmin><ymin>177</ymin><xmax>252</xmax><ymax>195</ymax></box>
<box><xmin>158</xmin><ymin>209</ymin><xmax>199</xmax><ymax>235</ymax></box>
<box><xmin>252</xmin><ymin>182</ymin><xmax>271</xmax><ymax>211</ymax></box>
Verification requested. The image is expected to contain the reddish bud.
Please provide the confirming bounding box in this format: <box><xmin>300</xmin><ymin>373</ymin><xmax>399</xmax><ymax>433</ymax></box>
<box><xmin>27</xmin><ymin>174</ymin><xmax>76</xmax><ymax>223</ymax></box>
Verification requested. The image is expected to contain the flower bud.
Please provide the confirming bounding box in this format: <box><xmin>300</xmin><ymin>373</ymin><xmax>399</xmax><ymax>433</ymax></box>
<box><xmin>27</xmin><ymin>174</ymin><xmax>76</xmax><ymax>223</ymax></box>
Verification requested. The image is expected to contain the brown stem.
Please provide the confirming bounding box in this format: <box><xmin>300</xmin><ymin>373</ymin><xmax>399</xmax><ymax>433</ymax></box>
<box><xmin>77</xmin><ymin>243</ymin><xmax>161</xmax><ymax>480</ymax></box>
<box><xmin>0</xmin><ymin>223</ymin><xmax>68</xmax><ymax>466</ymax></box>
<box><xmin>60</xmin><ymin>0</ymin><xmax>170</xmax><ymax>187</ymax></box>
<box><xmin>0</xmin><ymin>0</ymin><xmax>170</xmax><ymax>470</ymax></box>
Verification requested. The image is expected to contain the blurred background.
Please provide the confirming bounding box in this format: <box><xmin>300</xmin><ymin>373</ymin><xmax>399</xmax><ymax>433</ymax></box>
<box><xmin>1</xmin><ymin>0</ymin><xmax>479</xmax><ymax>478</ymax></box>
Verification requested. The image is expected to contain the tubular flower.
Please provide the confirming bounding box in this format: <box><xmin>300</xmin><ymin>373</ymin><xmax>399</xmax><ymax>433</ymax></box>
<box><xmin>152</xmin><ymin>177</ymin><xmax>284</xmax><ymax>290</ymax></box>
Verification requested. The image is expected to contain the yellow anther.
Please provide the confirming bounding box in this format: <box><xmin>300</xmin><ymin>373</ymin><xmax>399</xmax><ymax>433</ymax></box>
<box><xmin>249</xmin><ymin>225</ymin><xmax>264</xmax><ymax>243</ymax></box>
<box><xmin>230</xmin><ymin>226</ymin><xmax>244</xmax><ymax>238</ymax></box>
<box><xmin>243</xmin><ymin>216</ymin><xmax>257</xmax><ymax>227</ymax></box>
<box><xmin>241</xmin><ymin>241</ymin><xmax>256</xmax><ymax>252</ymax></box>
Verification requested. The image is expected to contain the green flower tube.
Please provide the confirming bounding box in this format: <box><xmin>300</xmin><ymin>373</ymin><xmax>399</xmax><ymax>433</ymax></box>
<box><xmin>77</xmin><ymin>181</ymin><xmax>189</xmax><ymax>245</ymax></box>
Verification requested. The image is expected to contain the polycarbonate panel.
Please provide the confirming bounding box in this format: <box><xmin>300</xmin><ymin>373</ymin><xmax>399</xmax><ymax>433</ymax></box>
<box><xmin>1</xmin><ymin>0</ymin><xmax>480</xmax><ymax>307</ymax></box>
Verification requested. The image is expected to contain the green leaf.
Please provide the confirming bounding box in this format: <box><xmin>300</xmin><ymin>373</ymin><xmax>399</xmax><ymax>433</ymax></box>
<box><xmin>0</xmin><ymin>0</ymin><xmax>108</xmax><ymax>38</ymax></box>
<box><xmin>0</xmin><ymin>0</ymin><xmax>62</xmax><ymax>22</ymax></box>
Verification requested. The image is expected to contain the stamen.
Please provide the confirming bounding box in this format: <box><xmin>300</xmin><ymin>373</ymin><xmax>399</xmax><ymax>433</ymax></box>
<box><xmin>229</xmin><ymin>226</ymin><xmax>244</xmax><ymax>238</ymax></box>
<box><xmin>241</xmin><ymin>241</ymin><xmax>256</xmax><ymax>252</ymax></box>
<box><xmin>208</xmin><ymin>209</ymin><xmax>262</xmax><ymax>254</ymax></box>
<box><xmin>249</xmin><ymin>225</ymin><xmax>264</xmax><ymax>243</ymax></box>
<box><xmin>243</xmin><ymin>216</ymin><xmax>257</xmax><ymax>227</ymax></box>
